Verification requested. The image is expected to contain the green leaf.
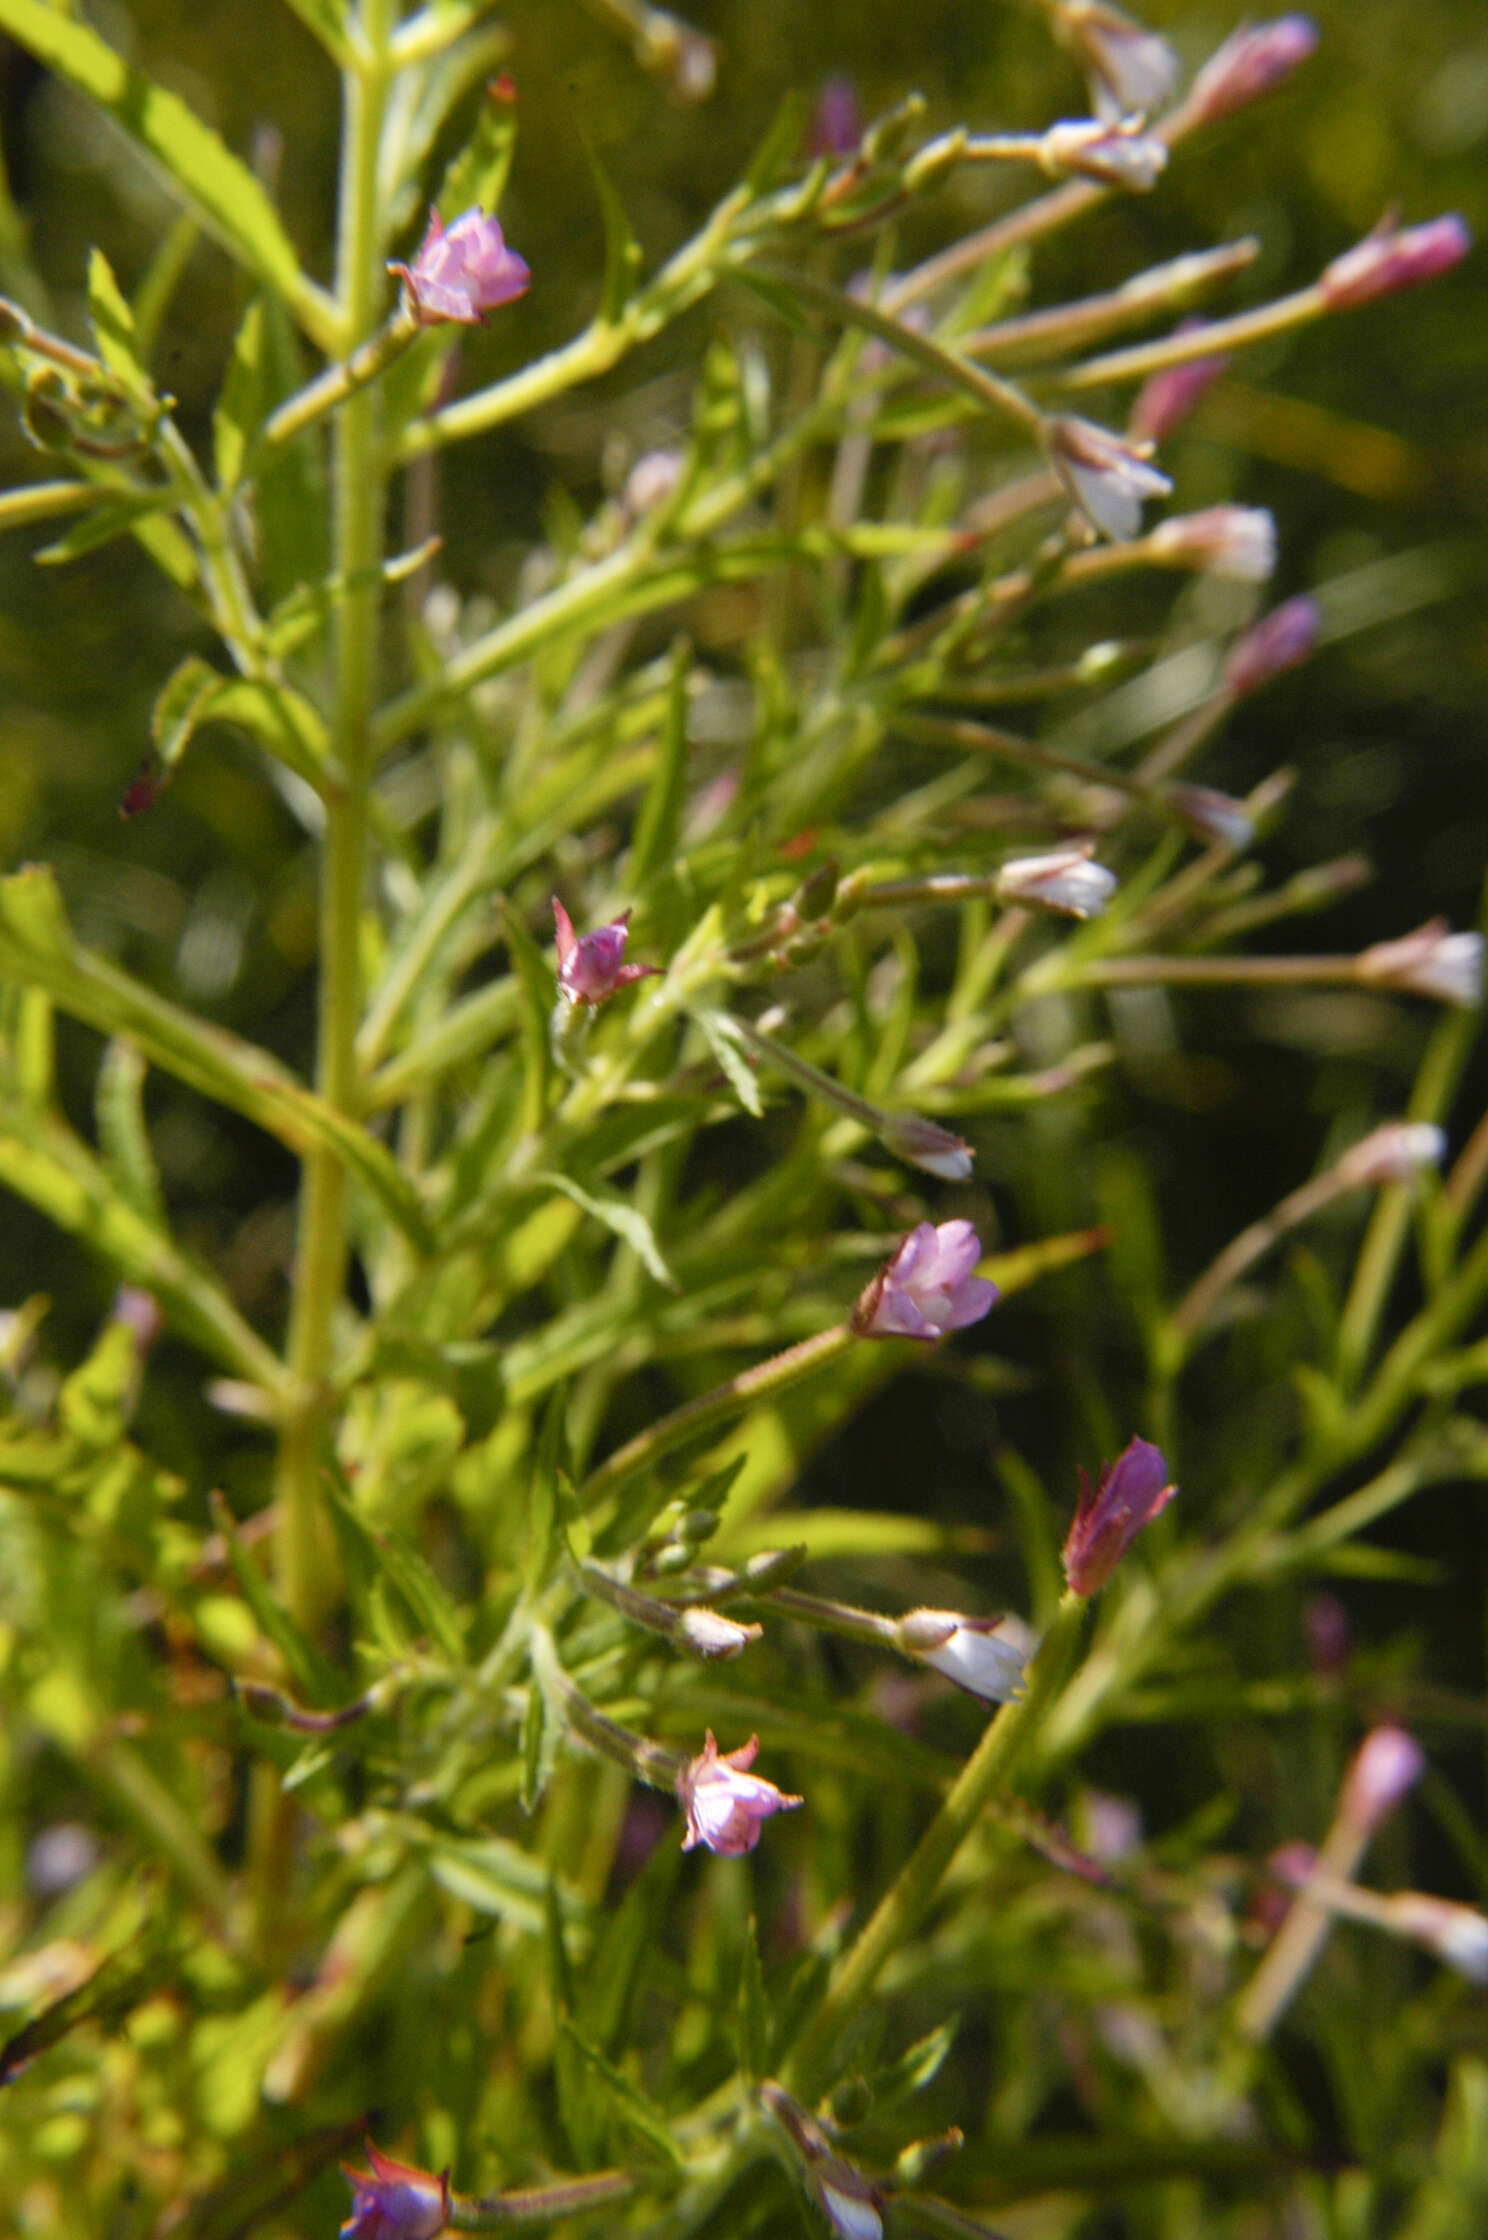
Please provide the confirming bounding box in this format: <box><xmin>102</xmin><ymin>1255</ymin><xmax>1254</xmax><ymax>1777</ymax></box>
<box><xmin>435</xmin><ymin>49</ymin><xmax>519</xmax><ymax>220</ymax></box>
<box><xmin>536</xmin><ymin>1173</ymin><xmax>677</xmax><ymax>1291</ymax></box>
<box><xmin>584</xmin><ymin>141</ymin><xmax>643</xmax><ymax>326</ymax></box>
<box><xmin>555</xmin><ymin>2016</ymin><xmax>684</xmax><ymax>2166</ymax></box>
<box><xmin>0</xmin><ymin>867</ymin><xmax>432</xmax><ymax>1253</ymax></box>
<box><xmin>321</xmin><ymin>1480</ymin><xmax>466</xmax><ymax>1662</ymax></box>
<box><xmin>868</xmin><ymin>2018</ymin><xmax>959</xmax><ymax>2111</ymax></box>
<box><xmin>628</xmin><ymin>638</ymin><xmax>690</xmax><ymax>887</ymax></box>
<box><xmin>499</xmin><ymin>896</ymin><xmax>555</xmax><ymax>1135</ymax></box>
<box><xmin>86</xmin><ymin>247</ymin><xmax>152</xmax><ymax>408</ymax></box>
<box><xmin>577</xmin><ymin>1834</ymin><xmax>681</xmax><ymax>2057</ymax></box>
<box><xmin>526</xmin><ymin>1386</ymin><xmax>570</xmax><ymax>1594</ymax></box>
<box><xmin>692</xmin><ymin>1008</ymin><xmax>764</xmax><ymax>1117</ymax></box>
<box><xmin>58</xmin><ymin>1320</ymin><xmax>139</xmax><ymax>1449</ymax></box>
<box><xmin>744</xmin><ymin>88</ymin><xmax>810</xmax><ymax>196</ymax></box>
<box><xmin>95</xmin><ymin>1039</ymin><xmax>165</xmax><ymax>1227</ymax></box>
<box><xmin>737</xmin><ymin>1912</ymin><xmax>769</xmax><ymax>2082</ymax></box>
<box><xmin>0</xmin><ymin>1099</ymin><xmax>287</xmax><ymax>1394</ymax></box>
<box><xmin>279</xmin><ymin>0</ymin><xmax>352</xmax><ymax>63</ymax></box>
<box><xmin>35</xmin><ymin>492</ymin><xmax>174</xmax><ymax>566</ymax></box>
<box><xmin>210</xmin><ymin>1491</ymin><xmax>341</xmax><ymax>1703</ymax></box>
<box><xmin>152</xmin><ymin>657</ymin><xmax>331</xmax><ymax>790</ymax></box>
<box><xmin>520</xmin><ymin>1678</ymin><xmax>556</xmax><ymax>1815</ymax></box>
<box><xmin>214</xmin><ymin>298</ymin><xmax>267</xmax><ymax>492</ymax></box>
<box><xmin>0</xmin><ymin>0</ymin><xmax>337</xmax><ymax>353</ymax></box>
<box><xmin>420</xmin><ymin>1837</ymin><xmax>585</xmax><ymax>1936</ymax></box>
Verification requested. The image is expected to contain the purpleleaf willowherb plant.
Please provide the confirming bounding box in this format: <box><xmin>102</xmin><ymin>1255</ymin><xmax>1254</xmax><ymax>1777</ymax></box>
<box><xmin>0</xmin><ymin>1</ymin><xmax>1481</xmax><ymax>2234</ymax></box>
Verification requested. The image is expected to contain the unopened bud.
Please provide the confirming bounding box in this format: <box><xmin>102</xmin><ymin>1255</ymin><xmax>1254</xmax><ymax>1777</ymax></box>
<box><xmin>676</xmin><ymin>1508</ymin><xmax>721</xmax><ymax>1545</ymax></box>
<box><xmin>1358</xmin><ymin>920</ymin><xmax>1484</xmax><ymax>1008</ymax></box>
<box><xmin>1147</xmin><ymin>504</ymin><xmax>1276</xmax><ymax>582</ymax></box>
<box><xmin>1339</xmin><ymin>1724</ymin><xmax>1424</xmax><ymax>1835</ymax></box>
<box><xmin>1390</xmin><ymin>1893</ymin><xmax>1488</xmax><ymax>1984</ymax></box>
<box><xmin>1333</xmin><ymin>1121</ymin><xmax>1446</xmax><ymax>1189</ymax></box>
<box><xmin>877</xmin><ymin>1110</ymin><xmax>974</xmax><ymax>1181</ymax></box>
<box><xmin>677</xmin><ymin>1607</ymin><xmax>762</xmax><ymax>1660</ymax></box>
<box><xmin>1054</xmin><ymin>0</ymin><xmax>1181</xmax><ymax>121</ymax></box>
<box><xmin>996</xmin><ymin>846</ymin><xmax>1117</xmax><ymax>918</ymax></box>
<box><xmin>1223</xmin><ymin>595</ymin><xmax>1322</xmax><ymax>698</ymax></box>
<box><xmin>743</xmin><ymin>1545</ymin><xmax>809</xmax><ymax>1591</ymax></box>
<box><xmin>1320</xmin><ymin>213</ymin><xmax>1471</xmax><ymax>311</ymax></box>
<box><xmin>1186</xmin><ymin>14</ymin><xmax>1319</xmax><ymax>126</ymax></box>
<box><xmin>1164</xmin><ymin>783</ymin><xmax>1254</xmax><ymax>852</ymax></box>
<box><xmin>1130</xmin><ymin>326</ymin><xmax>1229</xmax><ymax>442</ymax></box>
<box><xmin>1039</xmin><ymin>117</ymin><xmax>1167</xmax><ymax>190</ymax></box>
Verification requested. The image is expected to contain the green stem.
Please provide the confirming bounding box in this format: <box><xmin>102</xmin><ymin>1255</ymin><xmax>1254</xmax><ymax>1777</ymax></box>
<box><xmin>781</xmin><ymin>1591</ymin><xmax>1089</xmax><ymax>2097</ymax></box>
<box><xmin>450</xmin><ymin>2172</ymin><xmax>641</xmax><ymax>2230</ymax></box>
<box><xmin>578</xmin><ymin>1324</ymin><xmax>857</xmax><ymax>1517</ymax></box>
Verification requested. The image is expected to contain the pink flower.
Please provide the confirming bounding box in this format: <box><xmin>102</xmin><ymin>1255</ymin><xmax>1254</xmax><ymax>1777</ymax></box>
<box><xmin>676</xmin><ymin>1731</ymin><xmax>802</xmax><ymax>1856</ymax></box>
<box><xmin>341</xmin><ymin>2143</ymin><xmax>451</xmax><ymax>2240</ymax></box>
<box><xmin>1223</xmin><ymin>594</ymin><xmax>1322</xmax><ymax>698</ymax></box>
<box><xmin>1047</xmin><ymin>415</ymin><xmax>1172</xmax><ymax>542</ymax></box>
<box><xmin>1063</xmin><ymin>1436</ymin><xmax>1176</xmax><ymax>1596</ymax></box>
<box><xmin>811</xmin><ymin>75</ymin><xmax>864</xmax><ymax>158</ymax></box>
<box><xmin>1186</xmin><ymin>15</ymin><xmax>1319</xmax><ymax>126</ymax></box>
<box><xmin>1320</xmin><ymin>213</ymin><xmax>1471</xmax><ymax>311</ymax></box>
<box><xmin>390</xmin><ymin>207</ymin><xmax>530</xmax><ymax>326</ymax></box>
<box><xmin>852</xmin><ymin>1220</ymin><xmax>999</xmax><ymax>1342</ymax></box>
<box><xmin>552</xmin><ymin>897</ymin><xmax>660</xmax><ymax>1006</ymax></box>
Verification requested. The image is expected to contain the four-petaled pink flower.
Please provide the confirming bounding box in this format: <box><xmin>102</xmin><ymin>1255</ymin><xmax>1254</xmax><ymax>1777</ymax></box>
<box><xmin>677</xmin><ymin>1731</ymin><xmax>802</xmax><ymax>1855</ymax></box>
<box><xmin>1062</xmin><ymin>1436</ymin><xmax>1176</xmax><ymax>1596</ymax></box>
<box><xmin>1047</xmin><ymin>415</ymin><xmax>1172</xmax><ymax>542</ymax></box>
<box><xmin>341</xmin><ymin>2142</ymin><xmax>451</xmax><ymax>2240</ymax></box>
<box><xmin>553</xmin><ymin>897</ymin><xmax>660</xmax><ymax>1006</ymax></box>
<box><xmin>390</xmin><ymin>207</ymin><xmax>531</xmax><ymax>327</ymax></box>
<box><xmin>852</xmin><ymin>1220</ymin><xmax>1000</xmax><ymax>1343</ymax></box>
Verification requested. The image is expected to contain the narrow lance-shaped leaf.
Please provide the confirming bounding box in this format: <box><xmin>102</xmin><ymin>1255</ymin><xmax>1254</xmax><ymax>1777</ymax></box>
<box><xmin>584</xmin><ymin>139</ymin><xmax>644</xmax><ymax>326</ymax></box>
<box><xmin>0</xmin><ymin>867</ymin><xmax>432</xmax><ymax>1251</ymax></box>
<box><xmin>628</xmin><ymin>637</ymin><xmax>691</xmax><ymax>886</ymax></box>
<box><xmin>0</xmin><ymin>0</ymin><xmax>338</xmax><ymax>353</ymax></box>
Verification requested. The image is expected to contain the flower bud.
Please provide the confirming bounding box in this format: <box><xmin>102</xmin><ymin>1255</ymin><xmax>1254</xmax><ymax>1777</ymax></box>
<box><xmin>1185</xmin><ymin>14</ymin><xmax>1319</xmax><ymax>126</ymax></box>
<box><xmin>1129</xmin><ymin>326</ymin><xmax>1229</xmax><ymax>443</ymax></box>
<box><xmin>1223</xmin><ymin>595</ymin><xmax>1322</xmax><ymax>698</ymax></box>
<box><xmin>1390</xmin><ymin>1894</ymin><xmax>1488</xmax><ymax>1984</ymax></box>
<box><xmin>811</xmin><ymin>75</ymin><xmax>864</xmax><ymax>158</ymax></box>
<box><xmin>1357</xmin><ymin>921</ymin><xmax>1484</xmax><ymax>1009</ymax></box>
<box><xmin>1333</xmin><ymin>1121</ymin><xmax>1446</xmax><ymax>1189</ymax></box>
<box><xmin>1339</xmin><ymin>1724</ymin><xmax>1424</xmax><ymax>1835</ymax></box>
<box><xmin>1062</xmin><ymin>1436</ymin><xmax>1176</xmax><ymax>1597</ymax></box>
<box><xmin>876</xmin><ymin>1111</ymin><xmax>974</xmax><ymax>1181</ymax></box>
<box><xmin>995</xmin><ymin>846</ymin><xmax>1117</xmax><ymax>918</ymax></box>
<box><xmin>1163</xmin><ymin>783</ymin><xmax>1254</xmax><ymax>852</ymax></box>
<box><xmin>1320</xmin><ymin>213</ymin><xmax>1471</xmax><ymax>311</ymax></box>
<box><xmin>1147</xmin><ymin>505</ymin><xmax>1276</xmax><ymax>582</ymax></box>
<box><xmin>676</xmin><ymin>1606</ymin><xmax>763</xmax><ymax>1661</ymax></box>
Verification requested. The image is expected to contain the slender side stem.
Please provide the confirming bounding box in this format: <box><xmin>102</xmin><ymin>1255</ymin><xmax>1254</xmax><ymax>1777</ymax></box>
<box><xmin>578</xmin><ymin>1325</ymin><xmax>857</xmax><ymax>1516</ymax></box>
<box><xmin>1337</xmin><ymin>998</ymin><xmax>1481</xmax><ymax>1390</ymax></box>
<box><xmin>1235</xmin><ymin>1809</ymin><xmax>1377</xmax><ymax>2043</ymax></box>
<box><xmin>781</xmin><ymin>1592</ymin><xmax>1089</xmax><ymax>2098</ymax></box>
<box><xmin>1170</xmin><ymin>1166</ymin><xmax>1364</xmax><ymax>1347</ymax></box>
<box><xmin>451</xmin><ymin>2172</ymin><xmax>641</xmax><ymax>2230</ymax></box>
